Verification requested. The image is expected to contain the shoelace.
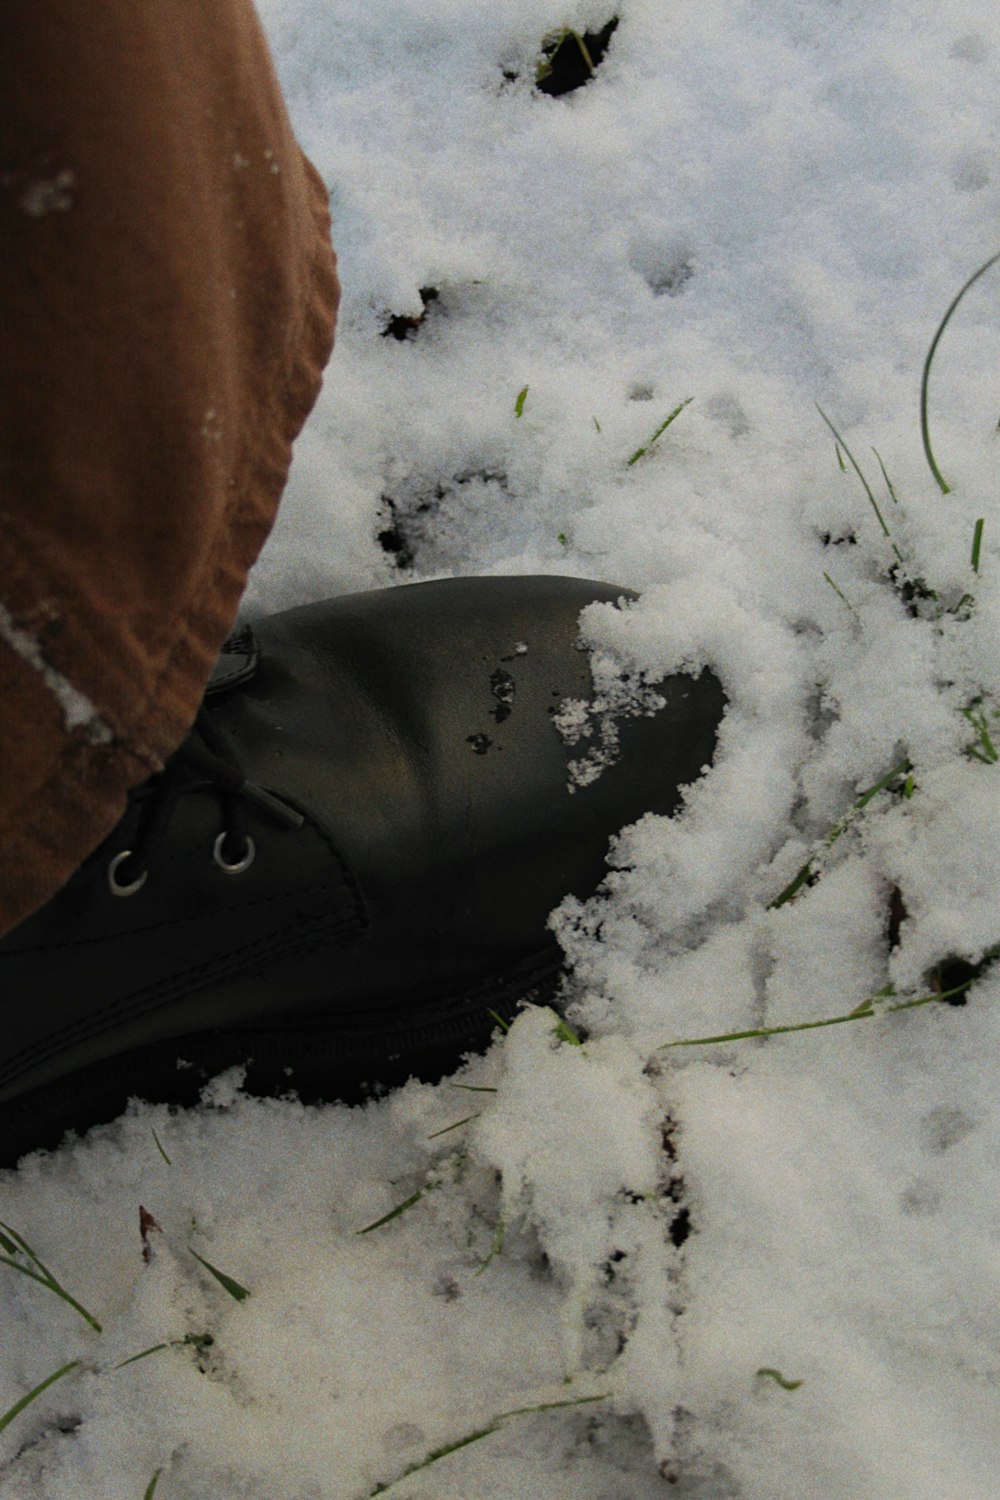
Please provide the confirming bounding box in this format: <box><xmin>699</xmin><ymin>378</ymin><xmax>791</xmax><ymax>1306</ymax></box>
<box><xmin>107</xmin><ymin>707</ymin><xmax>304</xmax><ymax>896</ymax></box>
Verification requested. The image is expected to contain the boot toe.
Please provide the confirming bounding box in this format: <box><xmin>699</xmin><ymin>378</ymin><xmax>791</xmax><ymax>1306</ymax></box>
<box><xmin>0</xmin><ymin>576</ymin><xmax>724</xmax><ymax>1163</ymax></box>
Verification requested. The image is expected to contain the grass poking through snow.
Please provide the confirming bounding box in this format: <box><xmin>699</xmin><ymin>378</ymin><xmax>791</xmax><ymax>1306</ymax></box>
<box><xmin>188</xmin><ymin>1249</ymin><xmax>250</xmax><ymax>1303</ymax></box>
<box><xmin>961</xmin><ymin>701</ymin><xmax>999</xmax><ymax>764</ymax></box>
<box><xmin>919</xmin><ymin>249</ymin><xmax>1000</xmax><ymax>495</ymax></box>
<box><xmin>114</xmin><ymin>1334</ymin><xmax>213</xmax><ymax>1372</ymax></box>
<box><xmin>816</xmin><ymin>405</ymin><xmax>903</xmax><ymax>562</ymax></box>
<box><xmin>427</xmin><ymin>1113</ymin><xmax>481</xmax><ymax>1139</ymax></box>
<box><xmin>658</xmin><ymin>976</ymin><xmax>975</xmax><ymax>1050</ymax></box>
<box><xmin>368</xmin><ymin>1391</ymin><xmax>609</xmax><ymax>1497</ymax></box>
<box><xmin>356</xmin><ymin>1184</ymin><xmax>439</xmax><ymax>1236</ymax></box>
<box><xmin>0</xmin><ymin>1361</ymin><xmax>81</xmax><ymax>1437</ymax></box>
<box><xmin>0</xmin><ymin>1220</ymin><xmax>102</xmax><ymax>1332</ymax></box>
<box><xmin>770</xmin><ymin>758</ymin><xmax>912</xmax><ymax>909</ymax></box>
<box><xmin>626</xmin><ymin>397</ymin><xmax>693</xmax><ymax>466</ymax></box>
<box><xmin>476</xmin><ymin>1216</ymin><xmax>506</xmax><ymax>1276</ymax></box>
<box><xmin>550</xmin><ymin>1013</ymin><xmax>584</xmax><ymax>1046</ymax></box>
<box><xmin>151</xmin><ymin>1128</ymin><xmax>172</xmax><ymax>1166</ymax></box>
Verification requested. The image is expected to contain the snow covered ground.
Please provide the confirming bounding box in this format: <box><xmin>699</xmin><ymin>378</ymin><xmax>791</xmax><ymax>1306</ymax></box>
<box><xmin>3</xmin><ymin>2</ymin><xmax>1000</xmax><ymax>1495</ymax></box>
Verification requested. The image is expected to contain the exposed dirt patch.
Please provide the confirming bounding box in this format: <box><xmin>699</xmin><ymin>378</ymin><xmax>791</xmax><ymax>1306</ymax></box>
<box><xmin>381</xmin><ymin>285</ymin><xmax>440</xmax><ymax>341</ymax></box>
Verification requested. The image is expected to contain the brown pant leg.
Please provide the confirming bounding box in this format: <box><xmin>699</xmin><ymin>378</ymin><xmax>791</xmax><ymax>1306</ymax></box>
<box><xmin>0</xmin><ymin>1</ymin><xmax>340</xmax><ymax>936</ymax></box>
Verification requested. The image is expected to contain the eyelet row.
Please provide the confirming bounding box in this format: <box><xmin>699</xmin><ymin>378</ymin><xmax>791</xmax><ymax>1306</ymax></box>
<box><xmin>107</xmin><ymin>835</ymin><xmax>256</xmax><ymax>897</ymax></box>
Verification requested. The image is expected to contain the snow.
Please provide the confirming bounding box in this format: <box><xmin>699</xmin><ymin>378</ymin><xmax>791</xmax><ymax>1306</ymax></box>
<box><xmin>4</xmin><ymin>1</ymin><xmax>1000</xmax><ymax>1495</ymax></box>
<box><xmin>0</xmin><ymin>602</ymin><xmax>112</xmax><ymax>743</ymax></box>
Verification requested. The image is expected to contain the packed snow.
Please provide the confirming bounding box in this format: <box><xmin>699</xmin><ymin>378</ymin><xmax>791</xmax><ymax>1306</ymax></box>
<box><xmin>3</xmin><ymin>2</ymin><xmax>1000</xmax><ymax>1496</ymax></box>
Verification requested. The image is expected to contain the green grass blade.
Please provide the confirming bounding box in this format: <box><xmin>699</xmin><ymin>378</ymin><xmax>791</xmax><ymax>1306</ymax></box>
<box><xmin>871</xmin><ymin>447</ymin><xmax>900</xmax><ymax>504</ymax></box>
<box><xmin>189</xmin><ymin>1249</ymin><xmax>249</xmax><ymax>1302</ymax></box>
<box><xmin>769</xmin><ymin>860</ymin><xmax>815</xmax><ymax>908</ymax></box>
<box><xmin>815</xmin><ymin>407</ymin><xmax>902</xmax><ymax>559</ymax></box>
<box><xmin>537</xmin><ymin>28</ymin><xmax>595</xmax><ymax>82</ymax></box>
<box><xmin>971</xmin><ymin>518</ymin><xmax>984</xmax><ymax>573</ymax></box>
<box><xmin>357</xmin><ymin>1185</ymin><xmax>435</xmax><ymax>1235</ymax></box>
<box><xmin>476</xmin><ymin>1217</ymin><xmax>506</xmax><ymax>1276</ymax></box>
<box><xmin>114</xmin><ymin>1343</ymin><xmax>172</xmax><ymax>1370</ymax></box>
<box><xmin>920</xmin><ymin>250</ymin><xmax>1000</xmax><ymax>495</ymax></box>
<box><xmin>450</xmin><ymin>1083</ymin><xmax>498</xmax><ymax>1093</ymax></box>
<box><xmin>0</xmin><ymin>1255</ymin><xmax>55</xmax><ymax>1292</ymax></box>
<box><xmin>822</xmin><ymin>571</ymin><xmax>857</xmax><ymax>616</ymax></box>
<box><xmin>770</xmin><ymin>758</ymin><xmax>910</xmax><ymax>908</ymax></box>
<box><xmin>661</xmin><ymin>1010</ymin><xmax>875</xmax><ymax>1048</ymax></box>
<box><xmin>0</xmin><ymin>1220</ymin><xmax>102</xmax><ymax>1332</ymax></box>
<box><xmin>0</xmin><ymin>1219</ymin><xmax>47</xmax><ymax>1270</ymax></box>
<box><xmin>487</xmin><ymin>1008</ymin><xmax>511</xmax><ymax>1033</ymax></box>
<box><xmin>428</xmin><ymin>1114</ymin><xmax>480</xmax><ymax>1139</ymax></box>
<box><xmin>144</xmin><ymin>1469</ymin><xmax>163</xmax><ymax>1500</ymax></box>
<box><xmin>117</xmin><ymin>1334</ymin><xmax>213</xmax><ymax>1370</ymax></box>
<box><xmin>756</xmin><ymin>1367</ymin><xmax>803</xmax><ymax>1390</ymax></box>
<box><xmin>551</xmin><ymin>1015</ymin><xmax>583</xmax><ymax>1045</ymax></box>
<box><xmin>0</xmin><ymin>1361</ymin><xmax>80</xmax><ymax>1436</ymax></box>
<box><xmin>627</xmin><ymin>397</ymin><xmax>693</xmax><ymax>466</ymax></box>
<box><xmin>514</xmin><ymin>385</ymin><xmax>528</xmax><ymax>418</ymax></box>
<box><xmin>961</xmin><ymin>706</ymin><xmax>999</xmax><ymax>763</ymax></box>
<box><xmin>852</xmin><ymin>758</ymin><xmax>912</xmax><ymax>813</ymax></box>
<box><xmin>151</xmin><ymin>1128</ymin><xmax>172</xmax><ymax>1165</ymax></box>
<box><xmin>496</xmin><ymin>1391</ymin><xmax>608</xmax><ymax>1420</ymax></box>
<box><xmin>369</xmin><ymin>1390</ymin><xmax>609</xmax><ymax>1495</ymax></box>
<box><xmin>659</xmin><ymin>978</ymin><xmax>972</xmax><ymax>1049</ymax></box>
<box><xmin>370</xmin><ymin>1424</ymin><xmax>499</xmax><ymax>1494</ymax></box>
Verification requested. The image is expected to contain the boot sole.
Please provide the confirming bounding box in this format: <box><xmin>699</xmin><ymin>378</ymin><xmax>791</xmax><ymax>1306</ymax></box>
<box><xmin>0</xmin><ymin>945</ymin><xmax>565</xmax><ymax>1168</ymax></box>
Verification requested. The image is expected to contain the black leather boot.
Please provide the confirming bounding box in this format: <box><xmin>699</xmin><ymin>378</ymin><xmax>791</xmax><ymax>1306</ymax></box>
<box><xmin>0</xmin><ymin>576</ymin><xmax>724</xmax><ymax>1165</ymax></box>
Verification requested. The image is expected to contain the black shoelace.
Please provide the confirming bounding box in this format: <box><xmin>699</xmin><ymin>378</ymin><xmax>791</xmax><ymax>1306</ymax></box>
<box><xmin>108</xmin><ymin>707</ymin><xmax>304</xmax><ymax>896</ymax></box>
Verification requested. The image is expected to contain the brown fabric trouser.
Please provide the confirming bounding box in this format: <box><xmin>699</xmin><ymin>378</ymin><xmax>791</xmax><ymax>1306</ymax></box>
<box><xmin>0</xmin><ymin>2</ymin><xmax>340</xmax><ymax>937</ymax></box>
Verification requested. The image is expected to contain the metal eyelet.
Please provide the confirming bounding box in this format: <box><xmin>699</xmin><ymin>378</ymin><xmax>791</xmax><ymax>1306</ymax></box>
<box><xmin>213</xmin><ymin>832</ymin><xmax>256</xmax><ymax>875</ymax></box>
<box><xmin>107</xmin><ymin>850</ymin><xmax>149</xmax><ymax>897</ymax></box>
